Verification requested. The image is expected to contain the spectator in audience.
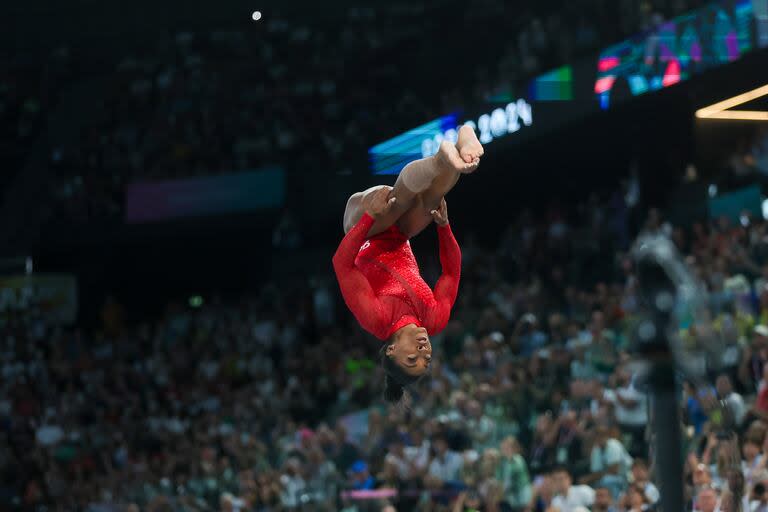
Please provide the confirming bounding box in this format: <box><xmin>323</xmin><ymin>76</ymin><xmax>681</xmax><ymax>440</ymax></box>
<box><xmin>692</xmin><ymin>463</ymin><xmax>714</xmax><ymax>500</ymax></box>
<box><xmin>717</xmin><ymin>374</ymin><xmax>747</xmax><ymax>428</ymax></box>
<box><xmin>452</xmin><ymin>488</ymin><xmax>485</xmax><ymax>512</ymax></box>
<box><xmin>467</xmin><ymin>399</ymin><xmax>496</xmax><ymax>449</ymax></box>
<box><xmin>685</xmin><ymin>380</ymin><xmax>716</xmax><ymax>435</ymax></box>
<box><xmin>605</xmin><ymin>366</ymin><xmax>648</xmax><ymax>455</ymax></box>
<box><xmin>593</xmin><ymin>486</ymin><xmax>618</xmax><ymax>512</ymax></box>
<box><xmin>630</xmin><ymin>459</ymin><xmax>660</xmax><ymax>506</ymax></box>
<box><xmin>696</xmin><ymin>486</ymin><xmax>720</xmax><ymax>512</ymax></box>
<box><xmin>742</xmin><ymin>436</ymin><xmax>766</xmax><ymax>490</ymax></box>
<box><xmin>741</xmin><ymin>326</ymin><xmax>768</xmax><ymax>392</ymax></box>
<box><xmin>529</xmin><ymin>412</ymin><xmax>557</xmax><ymax>474</ymax></box>
<box><xmin>550</xmin><ymin>466</ymin><xmax>595</xmax><ymax>511</ymax></box>
<box><xmin>349</xmin><ymin>460</ymin><xmax>376</xmax><ymax>490</ymax></box>
<box><xmin>581</xmin><ymin>426</ymin><xmax>632</xmax><ymax>499</ymax></box>
<box><xmin>749</xmin><ymin>481</ymin><xmax>768</xmax><ymax>512</ymax></box>
<box><xmin>621</xmin><ymin>483</ymin><xmax>651</xmax><ymax>512</ymax></box>
<box><xmin>497</xmin><ymin>435</ymin><xmax>532</xmax><ymax>508</ymax></box>
<box><xmin>279</xmin><ymin>458</ymin><xmax>307</xmax><ymax>509</ymax></box>
<box><xmin>306</xmin><ymin>448</ymin><xmax>339</xmax><ymax>509</ymax></box>
<box><xmin>428</xmin><ymin>433</ymin><xmax>465</xmax><ymax>486</ymax></box>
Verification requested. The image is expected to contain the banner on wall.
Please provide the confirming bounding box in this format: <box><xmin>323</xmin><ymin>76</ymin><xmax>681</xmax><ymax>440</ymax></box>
<box><xmin>125</xmin><ymin>167</ymin><xmax>285</xmax><ymax>223</ymax></box>
<box><xmin>0</xmin><ymin>274</ymin><xmax>78</xmax><ymax>324</ymax></box>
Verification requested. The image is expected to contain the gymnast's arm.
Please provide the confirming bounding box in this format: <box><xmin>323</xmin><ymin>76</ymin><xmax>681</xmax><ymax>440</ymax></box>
<box><xmin>429</xmin><ymin>199</ymin><xmax>461</xmax><ymax>333</ymax></box>
<box><xmin>332</xmin><ymin>212</ymin><xmax>390</xmax><ymax>339</ymax></box>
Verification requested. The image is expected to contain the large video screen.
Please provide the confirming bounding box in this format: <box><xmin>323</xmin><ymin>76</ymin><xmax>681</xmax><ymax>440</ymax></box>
<box><xmin>369</xmin><ymin>100</ymin><xmax>533</xmax><ymax>176</ymax></box>
<box><xmin>595</xmin><ymin>0</ymin><xmax>757</xmax><ymax>109</ymax></box>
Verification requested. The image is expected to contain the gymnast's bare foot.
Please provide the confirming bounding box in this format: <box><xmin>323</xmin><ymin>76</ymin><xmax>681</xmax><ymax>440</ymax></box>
<box><xmin>456</xmin><ymin>124</ymin><xmax>484</xmax><ymax>167</ymax></box>
<box><xmin>437</xmin><ymin>133</ymin><xmax>481</xmax><ymax>175</ymax></box>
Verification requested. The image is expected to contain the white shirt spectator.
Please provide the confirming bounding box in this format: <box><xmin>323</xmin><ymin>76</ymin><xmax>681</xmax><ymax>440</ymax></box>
<box><xmin>743</xmin><ymin>454</ymin><xmax>764</xmax><ymax>487</ymax></box>
<box><xmin>551</xmin><ymin>485</ymin><xmax>596</xmax><ymax>511</ymax></box>
<box><xmin>279</xmin><ymin>474</ymin><xmax>306</xmax><ymax>508</ymax></box>
<box><xmin>389</xmin><ymin>444</ymin><xmax>431</xmax><ymax>480</ymax></box>
<box><xmin>570</xmin><ymin>357</ymin><xmax>594</xmax><ymax>379</ymax></box>
<box><xmin>428</xmin><ymin>450</ymin><xmax>464</xmax><ymax>482</ymax></box>
<box><xmin>384</xmin><ymin>452</ymin><xmax>410</xmax><ymax>478</ymax></box>
<box><xmin>641</xmin><ymin>481</ymin><xmax>661</xmax><ymax>504</ymax></box>
<box><xmin>590</xmin><ymin>438</ymin><xmax>632</xmax><ymax>475</ymax></box>
<box><xmin>404</xmin><ymin>440</ymin><xmax>431</xmax><ymax>472</ymax></box>
<box><xmin>723</xmin><ymin>391</ymin><xmax>746</xmax><ymax>425</ymax></box>
<box><xmin>467</xmin><ymin>414</ymin><xmax>496</xmax><ymax>447</ymax></box>
<box><xmin>605</xmin><ymin>382</ymin><xmax>648</xmax><ymax>426</ymax></box>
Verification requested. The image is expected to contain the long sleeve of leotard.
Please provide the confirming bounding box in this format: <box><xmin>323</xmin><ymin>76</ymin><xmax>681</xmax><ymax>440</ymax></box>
<box><xmin>428</xmin><ymin>222</ymin><xmax>461</xmax><ymax>334</ymax></box>
<box><xmin>332</xmin><ymin>213</ymin><xmax>389</xmax><ymax>339</ymax></box>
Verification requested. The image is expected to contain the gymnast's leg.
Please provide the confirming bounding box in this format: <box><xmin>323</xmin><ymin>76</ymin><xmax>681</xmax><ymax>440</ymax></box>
<box><xmin>396</xmin><ymin>124</ymin><xmax>484</xmax><ymax>238</ymax></box>
<box><xmin>343</xmin><ymin>125</ymin><xmax>483</xmax><ymax>236</ymax></box>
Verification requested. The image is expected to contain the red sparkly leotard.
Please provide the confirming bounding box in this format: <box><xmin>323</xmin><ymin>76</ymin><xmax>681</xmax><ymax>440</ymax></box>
<box><xmin>332</xmin><ymin>212</ymin><xmax>461</xmax><ymax>340</ymax></box>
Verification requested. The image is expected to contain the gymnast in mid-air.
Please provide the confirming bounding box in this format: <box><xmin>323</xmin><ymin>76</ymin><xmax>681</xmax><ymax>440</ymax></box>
<box><xmin>332</xmin><ymin>125</ymin><xmax>484</xmax><ymax>402</ymax></box>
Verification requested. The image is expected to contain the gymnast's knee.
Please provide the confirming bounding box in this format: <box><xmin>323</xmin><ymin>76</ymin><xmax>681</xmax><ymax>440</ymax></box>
<box><xmin>343</xmin><ymin>186</ymin><xmax>392</xmax><ymax>233</ymax></box>
<box><xmin>343</xmin><ymin>193</ymin><xmax>363</xmax><ymax>234</ymax></box>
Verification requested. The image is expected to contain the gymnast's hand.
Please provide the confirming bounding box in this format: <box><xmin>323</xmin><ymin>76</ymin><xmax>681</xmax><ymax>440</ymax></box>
<box><xmin>431</xmin><ymin>198</ymin><xmax>449</xmax><ymax>226</ymax></box>
<box><xmin>365</xmin><ymin>186</ymin><xmax>397</xmax><ymax>219</ymax></box>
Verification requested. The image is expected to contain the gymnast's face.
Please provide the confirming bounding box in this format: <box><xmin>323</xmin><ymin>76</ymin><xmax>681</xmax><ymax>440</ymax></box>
<box><xmin>386</xmin><ymin>324</ymin><xmax>432</xmax><ymax>376</ymax></box>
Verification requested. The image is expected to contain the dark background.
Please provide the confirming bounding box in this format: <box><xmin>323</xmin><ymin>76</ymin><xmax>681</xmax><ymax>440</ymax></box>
<box><xmin>4</xmin><ymin>0</ymin><xmax>767</xmax><ymax>323</ymax></box>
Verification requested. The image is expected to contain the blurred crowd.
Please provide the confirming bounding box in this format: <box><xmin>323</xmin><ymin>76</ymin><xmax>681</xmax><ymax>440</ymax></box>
<box><xmin>726</xmin><ymin>127</ymin><xmax>768</xmax><ymax>189</ymax></box>
<box><xmin>0</xmin><ymin>47</ymin><xmax>72</xmax><ymax>192</ymax></box>
<box><xmin>1</xmin><ymin>1</ymin><xmax>745</xmax><ymax>511</ymax></box>
<box><xmin>42</xmin><ymin>0</ymin><xmax>705</xmax><ymax>223</ymax></box>
<box><xmin>4</xmin><ymin>166</ymin><xmax>768</xmax><ymax>511</ymax></box>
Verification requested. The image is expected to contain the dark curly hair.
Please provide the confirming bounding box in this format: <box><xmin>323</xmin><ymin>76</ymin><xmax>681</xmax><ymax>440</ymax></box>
<box><xmin>380</xmin><ymin>339</ymin><xmax>425</xmax><ymax>405</ymax></box>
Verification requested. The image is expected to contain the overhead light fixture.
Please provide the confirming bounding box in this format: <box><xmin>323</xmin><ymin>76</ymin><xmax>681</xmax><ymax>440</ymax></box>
<box><xmin>696</xmin><ymin>84</ymin><xmax>768</xmax><ymax>121</ymax></box>
<box><xmin>698</xmin><ymin>111</ymin><xmax>768</xmax><ymax>120</ymax></box>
